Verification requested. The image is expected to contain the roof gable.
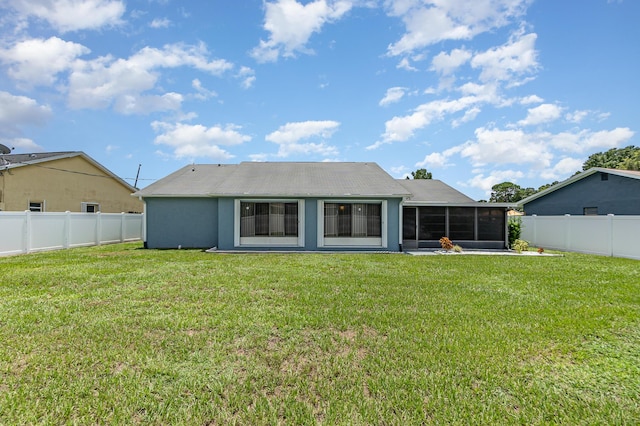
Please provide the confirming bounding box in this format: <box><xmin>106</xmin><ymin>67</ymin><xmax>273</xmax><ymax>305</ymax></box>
<box><xmin>519</xmin><ymin>167</ymin><xmax>640</xmax><ymax>206</ymax></box>
<box><xmin>1</xmin><ymin>151</ymin><xmax>137</xmax><ymax>193</ymax></box>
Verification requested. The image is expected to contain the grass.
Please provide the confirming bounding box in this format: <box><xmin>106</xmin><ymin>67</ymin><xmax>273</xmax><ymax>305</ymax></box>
<box><xmin>0</xmin><ymin>243</ymin><xmax>639</xmax><ymax>425</ymax></box>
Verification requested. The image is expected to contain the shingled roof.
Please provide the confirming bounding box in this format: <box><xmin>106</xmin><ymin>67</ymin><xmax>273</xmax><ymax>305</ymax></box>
<box><xmin>135</xmin><ymin>162</ymin><xmax>412</xmax><ymax>198</ymax></box>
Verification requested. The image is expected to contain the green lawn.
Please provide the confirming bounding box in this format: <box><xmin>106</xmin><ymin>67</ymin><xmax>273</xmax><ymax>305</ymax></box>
<box><xmin>1</xmin><ymin>243</ymin><xmax>639</xmax><ymax>425</ymax></box>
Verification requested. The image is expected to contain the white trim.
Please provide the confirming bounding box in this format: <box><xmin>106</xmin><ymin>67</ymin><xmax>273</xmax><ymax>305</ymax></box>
<box><xmin>317</xmin><ymin>200</ymin><xmax>387</xmax><ymax>248</ymax></box>
<box><xmin>81</xmin><ymin>202</ymin><xmax>100</xmax><ymax>213</ymax></box>
<box><xmin>234</xmin><ymin>199</ymin><xmax>305</xmax><ymax>248</ymax></box>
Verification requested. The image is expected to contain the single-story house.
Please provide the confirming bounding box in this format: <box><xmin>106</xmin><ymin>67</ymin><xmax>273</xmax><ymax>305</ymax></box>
<box><xmin>0</xmin><ymin>151</ymin><xmax>143</xmax><ymax>213</ymax></box>
<box><xmin>519</xmin><ymin>167</ymin><xmax>640</xmax><ymax>216</ymax></box>
<box><xmin>134</xmin><ymin>162</ymin><xmax>512</xmax><ymax>251</ymax></box>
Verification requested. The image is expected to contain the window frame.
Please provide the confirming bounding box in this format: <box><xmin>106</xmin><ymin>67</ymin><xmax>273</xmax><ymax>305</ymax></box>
<box><xmin>234</xmin><ymin>199</ymin><xmax>305</xmax><ymax>247</ymax></box>
<box><xmin>317</xmin><ymin>200</ymin><xmax>387</xmax><ymax>248</ymax></box>
<box><xmin>81</xmin><ymin>202</ymin><xmax>100</xmax><ymax>213</ymax></box>
<box><xmin>583</xmin><ymin>207</ymin><xmax>598</xmax><ymax>216</ymax></box>
<box><xmin>28</xmin><ymin>200</ymin><xmax>44</xmax><ymax>212</ymax></box>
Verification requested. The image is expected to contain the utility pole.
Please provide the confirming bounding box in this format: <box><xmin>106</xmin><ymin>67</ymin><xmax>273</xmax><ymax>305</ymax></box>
<box><xmin>134</xmin><ymin>164</ymin><xmax>141</xmax><ymax>188</ymax></box>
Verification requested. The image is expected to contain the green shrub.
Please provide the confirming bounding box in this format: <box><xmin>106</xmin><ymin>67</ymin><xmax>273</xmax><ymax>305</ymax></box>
<box><xmin>508</xmin><ymin>217</ymin><xmax>522</xmax><ymax>248</ymax></box>
<box><xmin>512</xmin><ymin>239</ymin><xmax>529</xmax><ymax>253</ymax></box>
<box><xmin>453</xmin><ymin>245</ymin><xmax>463</xmax><ymax>253</ymax></box>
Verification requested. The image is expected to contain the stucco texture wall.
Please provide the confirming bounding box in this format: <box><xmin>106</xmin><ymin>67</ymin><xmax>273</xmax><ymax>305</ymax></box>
<box><xmin>144</xmin><ymin>197</ymin><xmax>218</xmax><ymax>249</ymax></box>
<box><xmin>0</xmin><ymin>156</ymin><xmax>142</xmax><ymax>213</ymax></box>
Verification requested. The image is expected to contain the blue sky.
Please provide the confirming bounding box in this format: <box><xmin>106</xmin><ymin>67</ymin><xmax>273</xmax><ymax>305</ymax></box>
<box><xmin>0</xmin><ymin>0</ymin><xmax>637</xmax><ymax>200</ymax></box>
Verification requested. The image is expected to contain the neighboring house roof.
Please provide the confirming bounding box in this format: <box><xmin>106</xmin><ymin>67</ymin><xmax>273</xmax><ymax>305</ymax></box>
<box><xmin>518</xmin><ymin>167</ymin><xmax>640</xmax><ymax>206</ymax></box>
<box><xmin>135</xmin><ymin>162</ymin><xmax>412</xmax><ymax>198</ymax></box>
<box><xmin>0</xmin><ymin>151</ymin><xmax>137</xmax><ymax>192</ymax></box>
<box><xmin>398</xmin><ymin>179</ymin><xmax>514</xmax><ymax>208</ymax></box>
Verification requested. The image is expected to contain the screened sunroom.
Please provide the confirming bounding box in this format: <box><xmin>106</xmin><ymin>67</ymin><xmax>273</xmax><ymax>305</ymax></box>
<box><xmin>397</xmin><ymin>179</ymin><xmax>513</xmax><ymax>250</ymax></box>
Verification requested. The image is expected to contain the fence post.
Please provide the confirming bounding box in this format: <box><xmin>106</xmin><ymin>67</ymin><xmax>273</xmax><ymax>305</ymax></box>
<box><xmin>64</xmin><ymin>211</ymin><xmax>71</xmax><ymax>249</ymax></box>
<box><xmin>564</xmin><ymin>214</ymin><xmax>571</xmax><ymax>251</ymax></box>
<box><xmin>96</xmin><ymin>212</ymin><xmax>102</xmax><ymax>246</ymax></box>
<box><xmin>23</xmin><ymin>210</ymin><xmax>31</xmax><ymax>254</ymax></box>
<box><xmin>120</xmin><ymin>212</ymin><xmax>125</xmax><ymax>243</ymax></box>
<box><xmin>608</xmin><ymin>214</ymin><xmax>614</xmax><ymax>257</ymax></box>
<box><xmin>531</xmin><ymin>215</ymin><xmax>537</xmax><ymax>246</ymax></box>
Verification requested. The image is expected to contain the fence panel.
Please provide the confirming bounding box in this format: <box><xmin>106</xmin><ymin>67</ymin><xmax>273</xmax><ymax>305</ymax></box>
<box><xmin>612</xmin><ymin>216</ymin><xmax>640</xmax><ymax>259</ymax></box>
<box><xmin>30</xmin><ymin>213</ymin><xmax>67</xmax><ymax>252</ymax></box>
<box><xmin>0</xmin><ymin>211</ymin><xmax>143</xmax><ymax>256</ymax></box>
<box><xmin>0</xmin><ymin>212</ymin><xmax>27</xmax><ymax>256</ymax></box>
<box><xmin>69</xmin><ymin>214</ymin><xmax>99</xmax><ymax>248</ymax></box>
<box><xmin>101</xmin><ymin>214</ymin><xmax>124</xmax><ymax>244</ymax></box>
<box><xmin>521</xmin><ymin>215</ymin><xmax>640</xmax><ymax>260</ymax></box>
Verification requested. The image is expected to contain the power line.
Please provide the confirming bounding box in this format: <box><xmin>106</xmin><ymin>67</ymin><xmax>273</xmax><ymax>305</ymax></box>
<box><xmin>4</xmin><ymin>160</ymin><xmax>157</xmax><ymax>183</ymax></box>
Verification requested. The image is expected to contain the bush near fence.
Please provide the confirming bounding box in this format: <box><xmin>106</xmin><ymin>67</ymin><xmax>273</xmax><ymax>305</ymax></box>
<box><xmin>0</xmin><ymin>211</ymin><xmax>143</xmax><ymax>256</ymax></box>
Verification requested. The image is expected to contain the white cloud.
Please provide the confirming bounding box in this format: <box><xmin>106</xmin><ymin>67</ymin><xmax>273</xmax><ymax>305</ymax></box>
<box><xmin>582</xmin><ymin>127</ymin><xmax>635</xmax><ymax>151</ymax></box>
<box><xmin>416</xmin><ymin>145</ymin><xmax>464</xmax><ymax>168</ymax></box>
<box><xmin>0</xmin><ymin>91</ymin><xmax>52</xmax><ymax>137</ymax></box>
<box><xmin>465</xmin><ymin>169</ymin><xmax>525</xmax><ymax>196</ymax></box>
<box><xmin>379</xmin><ymin>87</ymin><xmax>407</xmax><ymax>106</ymax></box>
<box><xmin>376</xmin><ymin>95</ymin><xmax>482</xmax><ymax>145</ymax></box>
<box><xmin>149</xmin><ymin>17</ymin><xmax>171</xmax><ymax>28</ymax></box>
<box><xmin>396</xmin><ymin>57</ymin><xmax>418</xmax><ymax>71</ymax></box>
<box><xmin>539</xmin><ymin>157</ymin><xmax>583</xmax><ymax>180</ymax></box>
<box><xmin>251</xmin><ymin>0</ymin><xmax>353</xmax><ymax>62</ymax></box>
<box><xmin>420</xmin><ymin>126</ymin><xmax>635</xmax><ymax>190</ymax></box>
<box><xmin>151</xmin><ymin>121</ymin><xmax>251</xmax><ymax>160</ymax></box>
<box><xmin>67</xmin><ymin>43</ymin><xmax>233</xmax><ymax>113</ymax></box>
<box><xmin>565</xmin><ymin>109</ymin><xmax>590</xmax><ymax>123</ymax></box>
<box><xmin>265</xmin><ymin>120</ymin><xmax>340</xmax><ymax>157</ymax></box>
<box><xmin>520</xmin><ymin>94</ymin><xmax>543</xmax><ymax>105</ymax></box>
<box><xmin>386</xmin><ymin>0</ymin><xmax>531</xmax><ymax>56</ymax></box>
<box><xmin>547</xmin><ymin>127</ymin><xmax>635</xmax><ymax>153</ymax></box>
<box><xmin>0</xmin><ymin>137</ymin><xmax>44</xmax><ymax>152</ymax></box>
<box><xmin>452</xmin><ymin>106</ymin><xmax>481</xmax><ymax>127</ymax></box>
<box><xmin>5</xmin><ymin>0</ymin><xmax>125</xmax><ymax>32</ymax></box>
<box><xmin>191</xmin><ymin>79</ymin><xmax>218</xmax><ymax>100</ymax></box>
<box><xmin>517</xmin><ymin>103</ymin><xmax>563</xmax><ymax>126</ymax></box>
<box><xmin>471</xmin><ymin>31</ymin><xmax>538</xmax><ymax>84</ymax></box>
<box><xmin>430</xmin><ymin>48</ymin><xmax>472</xmax><ymax>75</ymax></box>
<box><xmin>114</xmin><ymin>92</ymin><xmax>183</xmax><ymax>115</ymax></box>
<box><xmin>237</xmin><ymin>66</ymin><xmax>256</xmax><ymax>89</ymax></box>
<box><xmin>416</xmin><ymin>152</ymin><xmax>447</xmax><ymax>169</ymax></box>
<box><xmin>460</xmin><ymin>127</ymin><xmax>553</xmax><ymax>168</ymax></box>
<box><xmin>0</xmin><ymin>37</ymin><xmax>90</xmax><ymax>87</ymax></box>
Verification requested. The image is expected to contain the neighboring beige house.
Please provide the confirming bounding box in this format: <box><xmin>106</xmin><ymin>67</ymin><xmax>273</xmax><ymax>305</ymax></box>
<box><xmin>0</xmin><ymin>151</ymin><xmax>142</xmax><ymax>213</ymax></box>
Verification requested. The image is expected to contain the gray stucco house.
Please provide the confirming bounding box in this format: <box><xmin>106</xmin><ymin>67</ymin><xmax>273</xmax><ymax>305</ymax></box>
<box><xmin>135</xmin><ymin>162</ymin><xmax>512</xmax><ymax>251</ymax></box>
<box><xmin>519</xmin><ymin>168</ymin><xmax>640</xmax><ymax>216</ymax></box>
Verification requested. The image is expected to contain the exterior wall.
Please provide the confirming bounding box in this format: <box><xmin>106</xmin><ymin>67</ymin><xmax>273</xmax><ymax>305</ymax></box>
<box><xmin>524</xmin><ymin>172</ymin><xmax>640</xmax><ymax>215</ymax></box>
<box><xmin>0</xmin><ymin>156</ymin><xmax>143</xmax><ymax>213</ymax></box>
<box><xmin>144</xmin><ymin>197</ymin><xmax>218</xmax><ymax>249</ymax></box>
<box><xmin>196</xmin><ymin>197</ymin><xmax>403</xmax><ymax>252</ymax></box>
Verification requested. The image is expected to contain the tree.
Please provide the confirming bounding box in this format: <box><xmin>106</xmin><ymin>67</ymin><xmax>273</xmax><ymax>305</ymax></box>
<box><xmin>537</xmin><ymin>181</ymin><xmax>559</xmax><ymax>192</ymax></box>
<box><xmin>619</xmin><ymin>150</ymin><xmax>640</xmax><ymax>171</ymax></box>
<box><xmin>583</xmin><ymin>146</ymin><xmax>640</xmax><ymax>171</ymax></box>
<box><xmin>489</xmin><ymin>182</ymin><xmax>534</xmax><ymax>203</ymax></box>
<box><xmin>407</xmin><ymin>168</ymin><xmax>432</xmax><ymax>179</ymax></box>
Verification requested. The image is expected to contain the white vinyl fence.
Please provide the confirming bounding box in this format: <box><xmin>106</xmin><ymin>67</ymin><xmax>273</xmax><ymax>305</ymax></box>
<box><xmin>0</xmin><ymin>211</ymin><xmax>143</xmax><ymax>257</ymax></box>
<box><xmin>521</xmin><ymin>214</ymin><xmax>640</xmax><ymax>260</ymax></box>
